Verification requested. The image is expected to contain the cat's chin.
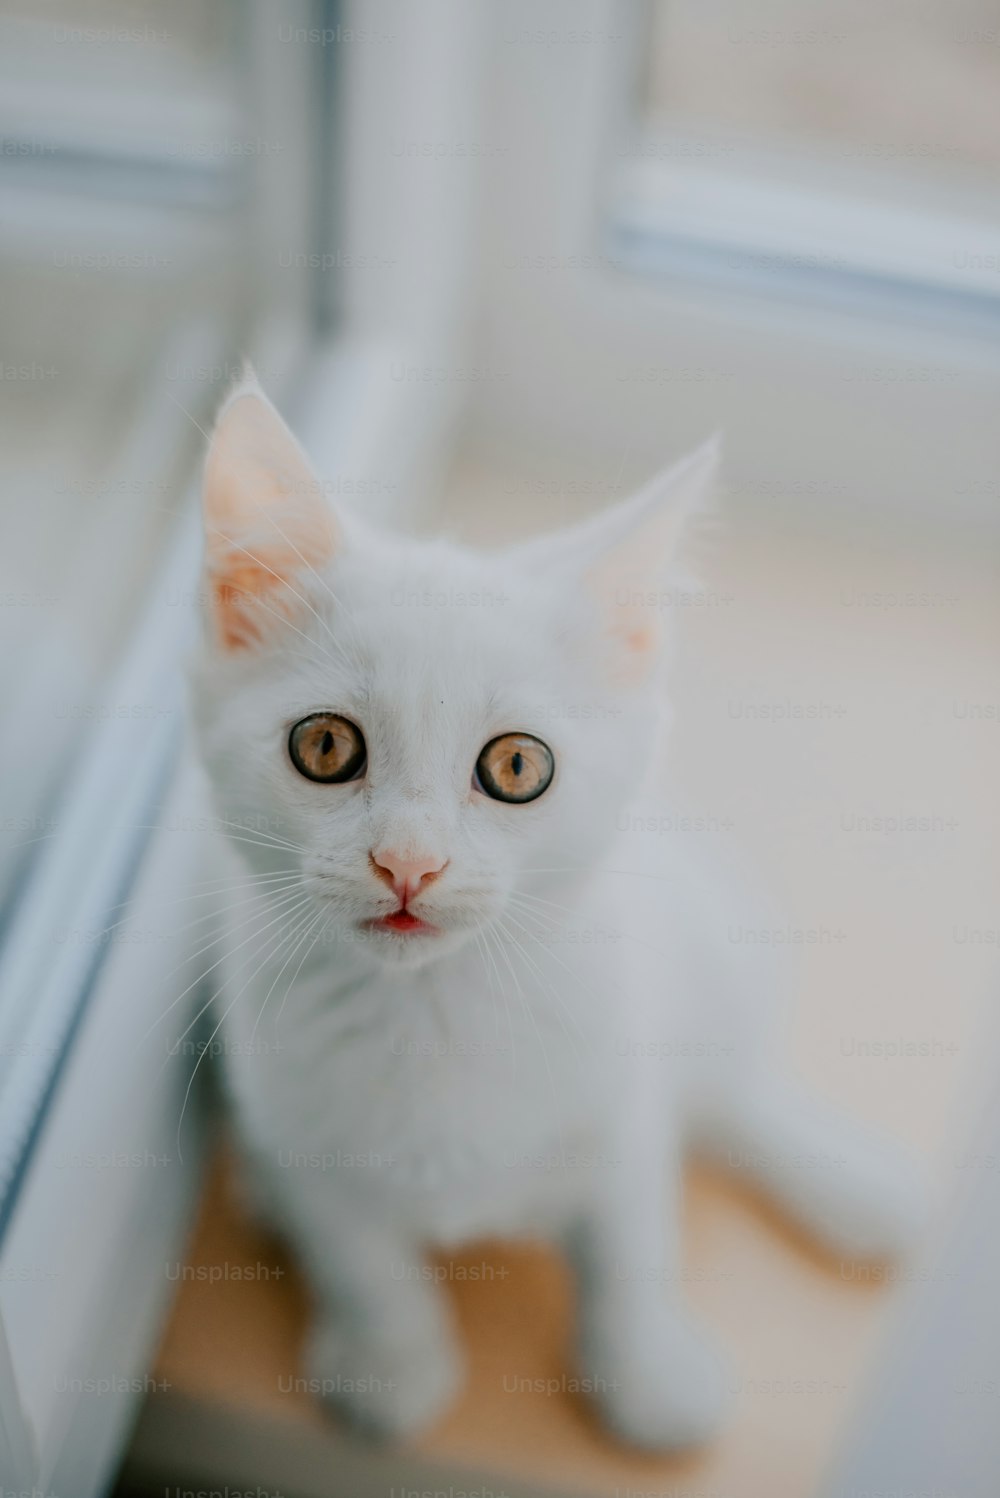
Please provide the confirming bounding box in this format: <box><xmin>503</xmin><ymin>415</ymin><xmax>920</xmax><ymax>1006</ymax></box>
<box><xmin>353</xmin><ymin>922</ymin><xmax>473</xmax><ymax>971</ymax></box>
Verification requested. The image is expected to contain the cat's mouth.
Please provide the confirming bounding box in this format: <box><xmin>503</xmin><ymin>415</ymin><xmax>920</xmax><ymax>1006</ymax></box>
<box><xmin>307</xmin><ymin>868</ymin><xmax>497</xmax><ymax>947</ymax></box>
<box><xmin>363</xmin><ymin>910</ymin><xmax>440</xmax><ymax>937</ymax></box>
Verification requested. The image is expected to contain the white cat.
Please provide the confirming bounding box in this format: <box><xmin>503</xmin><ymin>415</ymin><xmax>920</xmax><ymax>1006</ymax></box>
<box><xmin>189</xmin><ymin>378</ymin><xmax>921</xmax><ymax>1450</ymax></box>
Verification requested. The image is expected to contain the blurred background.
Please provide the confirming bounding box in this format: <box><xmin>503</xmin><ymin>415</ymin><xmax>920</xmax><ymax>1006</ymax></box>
<box><xmin>0</xmin><ymin>3</ymin><xmax>998</xmax><ymax>1497</ymax></box>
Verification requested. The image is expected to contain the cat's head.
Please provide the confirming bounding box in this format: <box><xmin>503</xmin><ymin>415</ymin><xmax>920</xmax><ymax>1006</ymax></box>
<box><xmin>190</xmin><ymin>378</ymin><xmax>717</xmax><ymax>970</ymax></box>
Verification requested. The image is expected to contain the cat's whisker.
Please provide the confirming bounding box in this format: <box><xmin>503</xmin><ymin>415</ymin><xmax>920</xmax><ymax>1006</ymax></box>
<box><xmin>492</xmin><ymin>917</ymin><xmax>554</xmax><ymax>1072</ymax></box>
<box><xmin>472</xmin><ymin>929</ymin><xmax>502</xmax><ymax>1043</ymax></box>
<box><xmin>482</xmin><ymin>924</ymin><xmax>516</xmax><ymax>1081</ymax></box>
<box><xmin>506</xmin><ymin>894</ymin><xmax>629</xmax><ymax>1014</ymax></box>
<box><xmin>247</xmin><ymin>900</ymin><xmax>328</xmax><ymax>1047</ymax></box>
<box><xmin>105</xmin><ymin>866</ymin><xmax>302</xmax><ymax>913</ymax></box>
<box><xmin>1</xmin><ymin>831</ymin><xmax>59</xmax><ymax>854</ymax></box>
<box><xmin>499</xmin><ymin>907</ymin><xmax>589</xmax><ymax>1059</ymax></box>
<box><xmin>511</xmin><ymin>888</ymin><xmax>682</xmax><ymax>968</ymax></box>
<box><xmin>496</xmin><ymin>910</ymin><xmax>587</xmax><ymax>1060</ymax></box>
<box><xmin>194</xmin><ymin>826</ymin><xmax>310</xmax><ymax>857</ymax></box>
<box><xmin>252</xmin><ymin>504</ymin><xmax>357</xmax><ymax>661</ymax></box>
<box><xmin>173</xmin><ymin>894</ymin><xmax>319</xmax><ymax>1161</ymax></box>
<box><xmin>478</xmin><ymin>926</ymin><xmax>509</xmax><ymax>1049</ymax></box>
<box><xmin>161</xmin><ymin>892</ymin><xmax>315</xmax><ymax>1071</ymax></box>
<box><xmin>211</xmin><ymin>820</ymin><xmax>313</xmax><ymax>855</ymax></box>
<box><xmin>177</xmin><ymin>831</ymin><xmax>305</xmax><ymax>861</ymax></box>
<box><xmin>206</xmin><ymin>528</ymin><xmax>350</xmax><ymax>676</ymax></box>
<box><xmin>227</xmin><ymin>639</ymin><xmax>347</xmax><ymax>673</ymax></box>
<box><xmin>157</xmin><ymin>882</ymin><xmax>308</xmax><ymax>994</ymax></box>
<box><xmin>509</xmin><ymin>887</ymin><xmax>581</xmax><ymax>920</ymax></box>
<box><xmin>137</xmin><ymin>818</ymin><xmax>309</xmax><ymax>857</ymax></box>
<box><xmin>220</xmin><ymin>574</ymin><xmax>350</xmax><ymax>680</ymax></box>
<box><xmin>507</xmin><ymin>890</ymin><xmax>604</xmax><ymax>956</ymax></box>
<box><xmin>103</xmin><ymin>883</ymin><xmax>308</xmax><ymax>1040</ymax></box>
<box><xmin>134</xmin><ymin>819</ymin><xmax>312</xmax><ymax>861</ymax></box>
<box><xmin>135</xmin><ymin>887</ymin><xmax>313</xmax><ymax>1054</ymax></box>
<box><xmin>491</xmin><ymin>915</ymin><xmax>571</xmax><ymax>1162</ymax></box>
<box><xmin>273</xmin><ymin>905</ymin><xmax>333</xmax><ymax>1028</ymax></box>
<box><xmin>91</xmin><ymin>868</ymin><xmax>303</xmax><ymax>935</ymax></box>
<box><xmin>86</xmin><ymin>880</ymin><xmax>304</xmax><ymax>974</ymax></box>
<box><xmin>96</xmin><ymin>871</ymin><xmax>303</xmax><ymax>945</ymax></box>
<box><xmin>521</xmin><ymin>866</ymin><xmax>684</xmax><ymax>885</ymax></box>
<box><xmin>164</xmin><ymin>877</ymin><xmax>306</xmax><ymax>943</ymax></box>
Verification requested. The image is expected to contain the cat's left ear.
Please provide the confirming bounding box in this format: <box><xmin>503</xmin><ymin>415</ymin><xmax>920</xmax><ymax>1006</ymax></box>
<box><xmin>516</xmin><ymin>437</ymin><xmax>720</xmax><ymax>684</ymax></box>
<box><xmin>202</xmin><ymin>373</ymin><xmax>338</xmax><ymax>650</ymax></box>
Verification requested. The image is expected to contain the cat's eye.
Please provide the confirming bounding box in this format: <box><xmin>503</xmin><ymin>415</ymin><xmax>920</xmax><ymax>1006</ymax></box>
<box><xmin>289</xmin><ymin>713</ymin><xmax>366</xmax><ymax>783</ymax></box>
<box><xmin>475</xmin><ymin>733</ymin><xmax>554</xmax><ymax>804</ymax></box>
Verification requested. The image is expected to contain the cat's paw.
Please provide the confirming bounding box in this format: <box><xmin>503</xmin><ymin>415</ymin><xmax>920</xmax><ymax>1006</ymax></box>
<box><xmin>580</xmin><ymin>1308</ymin><xmax>729</xmax><ymax>1451</ymax></box>
<box><xmin>305</xmin><ymin>1315</ymin><xmax>461</xmax><ymax>1440</ymax></box>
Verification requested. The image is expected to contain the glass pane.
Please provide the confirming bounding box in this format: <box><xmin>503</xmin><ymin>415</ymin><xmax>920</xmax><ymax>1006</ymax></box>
<box><xmin>0</xmin><ymin>0</ymin><xmax>244</xmax><ymax>150</ymax></box>
<box><xmin>645</xmin><ymin>0</ymin><xmax>1000</xmax><ymax>184</ymax></box>
<box><xmin>0</xmin><ymin>0</ymin><xmax>255</xmax><ymax>909</ymax></box>
<box><xmin>632</xmin><ymin>0</ymin><xmax>1000</xmax><ymax>282</ymax></box>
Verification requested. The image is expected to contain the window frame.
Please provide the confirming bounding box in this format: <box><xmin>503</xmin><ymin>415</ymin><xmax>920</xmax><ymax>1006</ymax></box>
<box><xmin>464</xmin><ymin>0</ymin><xmax>1000</xmax><ymax>534</ymax></box>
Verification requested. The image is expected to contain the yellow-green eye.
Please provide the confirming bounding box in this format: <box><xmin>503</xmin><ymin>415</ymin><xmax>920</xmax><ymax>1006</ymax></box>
<box><xmin>289</xmin><ymin>713</ymin><xmax>366</xmax><ymax>783</ymax></box>
<box><xmin>475</xmin><ymin>733</ymin><xmax>554</xmax><ymax>804</ymax></box>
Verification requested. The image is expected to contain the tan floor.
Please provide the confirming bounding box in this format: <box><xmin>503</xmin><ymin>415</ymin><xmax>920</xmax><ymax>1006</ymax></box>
<box><xmin>151</xmin><ymin>450</ymin><xmax>1000</xmax><ymax>1497</ymax></box>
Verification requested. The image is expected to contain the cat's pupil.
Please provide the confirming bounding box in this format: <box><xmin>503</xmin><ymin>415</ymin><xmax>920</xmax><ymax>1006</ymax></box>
<box><xmin>321</xmin><ymin>731</ymin><xmax>334</xmax><ymax>757</ymax></box>
<box><xmin>511</xmin><ymin>751</ymin><xmax>523</xmax><ymax>777</ymax></box>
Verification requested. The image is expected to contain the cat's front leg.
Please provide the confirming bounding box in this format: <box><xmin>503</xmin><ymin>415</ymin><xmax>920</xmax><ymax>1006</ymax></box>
<box><xmin>568</xmin><ymin>1129</ymin><xmax>728</xmax><ymax>1451</ymax></box>
<box><xmin>282</xmin><ymin>1183</ymin><xmax>461</xmax><ymax>1438</ymax></box>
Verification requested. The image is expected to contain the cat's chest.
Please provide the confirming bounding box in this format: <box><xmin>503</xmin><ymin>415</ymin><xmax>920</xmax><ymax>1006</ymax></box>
<box><xmin>241</xmin><ymin>956</ymin><xmax>603</xmax><ymax>1165</ymax></box>
<box><xmin>324</xmin><ymin>1018</ymin><xmax>603</xmax><ymax>1234</ymax></box>
<box><xmin>321</xmin><ymin>999</ymin><xmax>595</xmax><ymax>1144</ymax></box>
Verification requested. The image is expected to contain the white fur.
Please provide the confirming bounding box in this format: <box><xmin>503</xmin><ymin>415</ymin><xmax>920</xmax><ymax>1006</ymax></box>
<box><xmin>189</xmin><ymin>390</ymin><xmax>922</xmax><ymax>1449</ymax></box>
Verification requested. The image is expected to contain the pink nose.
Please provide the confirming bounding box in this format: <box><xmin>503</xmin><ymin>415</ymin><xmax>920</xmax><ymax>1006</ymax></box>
<box><xmin>370</xmin><ymin>849</ymin><xmax>448</xmax><ymax>903</ymax></box>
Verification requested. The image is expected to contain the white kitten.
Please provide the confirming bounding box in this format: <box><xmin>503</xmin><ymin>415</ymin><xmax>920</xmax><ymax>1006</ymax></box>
<box><xmin>189</xmin><ymin>380</ymin><xmax>922</xmax><ymax>1449</ymax></box>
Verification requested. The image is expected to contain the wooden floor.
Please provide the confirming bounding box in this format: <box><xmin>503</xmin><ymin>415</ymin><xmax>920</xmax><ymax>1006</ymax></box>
<box><xmin>144</xmin><ymin>1145</ymin><xmax>904</xmax><ymax>1498</ymax></box>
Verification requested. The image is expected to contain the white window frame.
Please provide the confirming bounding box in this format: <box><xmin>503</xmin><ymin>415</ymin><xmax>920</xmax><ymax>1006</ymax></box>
<box><xmin>465</xmin><ymin>0</ymin><xmax>1000</xmax><ymax>534</ymax></box>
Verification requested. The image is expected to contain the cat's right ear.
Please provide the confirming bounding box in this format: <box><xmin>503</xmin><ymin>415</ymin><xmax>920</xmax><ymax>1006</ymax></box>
<box><xmin>201</xmin><ymin>374</ymin><xmax>338</xmax><ymax>650</ymax></box>
<box><xmin>508</xmin><ymin>437</ymin><xmax>719</xmax><ymax>686</ymax></box>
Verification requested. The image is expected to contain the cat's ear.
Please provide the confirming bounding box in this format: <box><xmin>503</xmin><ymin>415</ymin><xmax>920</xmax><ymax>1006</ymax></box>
<box><xmin>202</xmin><ymin>373</ymin><xmax>338</xmax><ymax>650</ymax></box>
<box><xmin>517</xmin><ymin>437</ymin><xmax>719</xmax><ymax>684</ymax></box>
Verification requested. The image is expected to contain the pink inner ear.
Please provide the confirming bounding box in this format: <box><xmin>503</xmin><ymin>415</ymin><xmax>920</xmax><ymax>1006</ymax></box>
<box><xmin>208</xmin><ymin>522</ymin><xmax>332</xmax><ymax>652</ymax></box>
<box><xmin>624</xmin><ymin>623</ymin><xmax>657</xmax><ymax>656</ymax></box>
<box><xmin>210</xmin><ymin>552</ymin><xmax>283</xmax><ymax>651</ymax></box>
<box><xmin>604</xmin><ymin>613</ymin><xmax>664</xmax><ymax>688</ymax></box>
<box><xmin>202</xmin><ymin>388</ymin><xmax>337</xmax><ymax>652</ymax></box>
